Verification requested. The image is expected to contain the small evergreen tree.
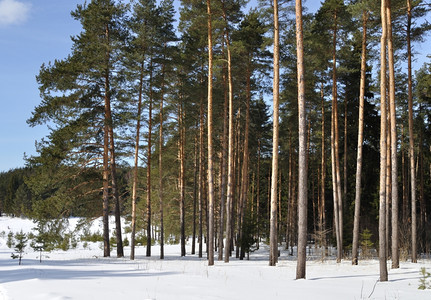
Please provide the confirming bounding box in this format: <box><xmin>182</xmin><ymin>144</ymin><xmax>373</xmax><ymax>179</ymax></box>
<box><xmin>11</xmin><ymin>230</ymin><xmax>27</xmax><ymax>265</ymax></box>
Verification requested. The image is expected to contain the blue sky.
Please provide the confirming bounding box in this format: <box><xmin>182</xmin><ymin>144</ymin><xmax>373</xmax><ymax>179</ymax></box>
<box><xmin>0</xmin><ymin>0</ymin><xmax>429</xmax><ymax>172</ymax></box>
<box><xmin>0</xmin><ymin>0</ymin><xmax>85</xmax><ymax>171</ymax></box>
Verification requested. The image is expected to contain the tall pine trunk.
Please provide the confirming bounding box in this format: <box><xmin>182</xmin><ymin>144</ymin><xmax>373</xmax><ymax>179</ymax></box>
<box><xmin>406</xmin><ymin>0</ymin><xmax>417</xmax><ymax>263</ymax></box>
<box><xmin>223</xmin><ymin>18</ymin><xmax>235</xmax><ymax>264</ymax></box>
<box><xmin>352</xmin><ymin>11</ymin><xmax>368</xmax><ymax>265</ymax></box>
<box><xmin>296</xmin><ymin>0</ymin><xmax>307</xmax><ymax>279</ymax></box>
<box><xmin>269</xmin><ymin>0</ymin><xmax>280</xmax><ymax>267</ymax></box>
<box><xmin>146</xmin><ymin>59</ymin><xmax>153</xmax><ymax>257</ymax></box>
<box><xmin>179</xmin><ymin>97</ymin><xmax>186</xmax><ymax>257</ymax></box>
<box><xmin>379</xmin><ymin>0</ymin><xmax>388</xmax><ymax>281</ymax></box>
<box><xmin>385</xmin><ymin>0</ymin><xmax>399</xmax><ymax>269</ymax></box>
<box><xmin>207</xmin><ymin>0</ymin><xmax>215</xmax><ymax>266</ymax></box>
<box><xmin>159</xmin><ymin>57</ymin><xmax>166</xmax><ymax>260</ymax></box>
<box><xmin>330</xmin><ymin>10</ymin><xmax>343</xmax><ymax>263</ymax></box>
<box><xmin>130</xmin><ymin>62</ymin><xmax>145</xmax><ymax>260</ymax></box>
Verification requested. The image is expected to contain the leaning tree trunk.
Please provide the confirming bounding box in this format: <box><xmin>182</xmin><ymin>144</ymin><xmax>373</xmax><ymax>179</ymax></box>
<box><xmin>207</xmin><ymin>0</ymin><xmax>215</xmax><ymax>266</ymax></box>
<box><xmin>296</xmin><ymin>0</ymin><xmax>307</xmax><ymax>279</ymax></box>
<box><xmin>269</xmin><ymin>0</ymin><xmax>280</xmax><ymax>267</ymax></box>
<box><xmin>379</xmin><ymin>0</ymin><xmax>388</xmax><ymax>281</ymax></box>
<box><xmin>352</xmin><ymin>10</ymin><xmax>368</xmax><ymax>266</ymax></box>
<box><xmin>406</xmin><ymin>0</ymin><xmax>417</xmax><ymax>264</ymax></box>
<box><xmin>130</xmin><ymin>62</ymin><xmax>145</xmax><ymax>260</ymax></box>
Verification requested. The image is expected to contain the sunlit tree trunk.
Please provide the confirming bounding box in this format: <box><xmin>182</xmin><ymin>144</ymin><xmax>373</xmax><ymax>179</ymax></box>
<box><xmin>352</xmin><ymin>11</ymin><xmax>368</xmax><ymax>265</ymax></box>
<box><xmin>296</xmin><ymin>0</ymin><xmax>307</xmax><ymax>279</ymax></box>
<box><xmin>179</xmin><ymin>97</ymin><xmax>186</xmax><ymax>257</ymax></box>
<box><xmin>385</xmin><ymin>0</ymin><xmax>399</xmax><ymax>269</ymax></box>
<box><xmin>207</xmin><ymin>0</ymin><xmax>215</xmax><ymax>266</ymax></box>
<box><xmin>330</xmin><ymin>9</ymin><xmax>343</xmax><ymax>263</ymax></box>
<box><xmin>269</xmin><ymin>0</ymin><xmax>280</xmax><ymax>267</ymax></box>
<box><xmin>379</xmin><ymin>0</ymin><xmax>388</xmax><ymax>281</ymax></box>
<box><xmin>130</xmin><ymin>62</ymin><xmax>144</xmax><ymax>260</ymax></box>
<box><xmin>146</xmin><ymin>58</ymin><xmax>154</xmax><ymax>257</ymax></box>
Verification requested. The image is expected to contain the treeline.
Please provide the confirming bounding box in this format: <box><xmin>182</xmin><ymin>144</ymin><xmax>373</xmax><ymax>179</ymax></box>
<box><xmin>1</xmin><ymin>0</ymin><xmax>431</xmax><ymax>272</ymax></box>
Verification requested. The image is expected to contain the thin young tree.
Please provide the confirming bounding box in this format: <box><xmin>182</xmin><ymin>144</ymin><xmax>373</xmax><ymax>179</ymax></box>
<box><xmin>296</xmin><ymin>0</ymin><xmax>307</xmax><ymax>280</ymax></box>
<box><xmin>269</xmin><ymin>0</ymin><xmax>280</xmax><ymax>267</ymax></box>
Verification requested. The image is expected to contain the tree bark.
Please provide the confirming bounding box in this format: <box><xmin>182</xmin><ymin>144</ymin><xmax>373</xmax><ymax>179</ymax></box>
<box><xmin>159</xmin><ymin>56</ymin><xmax>166</xmax><ymax>260</ymax></box>
<box><xmin>319</xmin><ymin>83</ymin><xmax>326</xmax><ymax>249</ymax></box>
<box><xmin>385</xmin><ymin>0</ymin><xmax>399</xmax><ymax>269</ymax></box>
<box><xmin>130</xmin><ymin>62</ymin><xmax>144</xmax><ymax>260</ymax></box>
<box><xmin>296</xmin><ymin>0</ymin><xmax>307</xmax><ymax>279</ymax></box>
<box><xmin>330</xmin><ymin>9</ymin><xmax>343</xmax><ymax>263</ymax></box>
<box><xmin>179</xmin><ymin>98</ymin><xmax>186</xmax><ymax>257</ymax></box>
<box><xmin>406</xmin><ymin>0</ymin><xmax>417</xmax><ymax>263</ymax></box>
<box><xmin>223</xmin><ymin>19</ymin><xmax>235</xmax><ymax>264</ymax></box>
<box><xmin>379</xmin><ymin>0</ymin><xmax>388</xmax><ymax>281</ymax></box>
<box><xmin>146</xmin><ymin>59</ymin><xmax>153</xmax><ymax>257</ymax></box>
<box><xmin>269</xmin><ymin>0</ymin><xmax>280</xmax><ymax>267</ymax></box>
<box><xmin>352</xmin><ymin>11</ymin><xmax>368</xmax><ymax>266</ymax></box>
<box><xmin>207</xmin><ymin>0</ymin><xmax>215</xmax><ymax>266</ymax></box>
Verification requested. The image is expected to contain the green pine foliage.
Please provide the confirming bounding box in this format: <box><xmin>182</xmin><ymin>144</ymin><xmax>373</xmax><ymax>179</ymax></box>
<box><xmin>419</xmin><ymin>268</ymin><xmax>431</xmax><ymax>290</ymax></box>
<box><xmin>11</xmin><ymin>230</ymin><xmax>27</xmax><ymax>265</ymax></box>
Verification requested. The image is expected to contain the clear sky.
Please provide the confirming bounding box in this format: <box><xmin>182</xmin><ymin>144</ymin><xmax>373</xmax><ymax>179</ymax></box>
<box><xmin>0</xmin><ymin>0</ymin><xmax>429</xmax><ymax>172</ymax></box>
<box><xmin>0</xmin><ymin>0</ymin><xmax>86</xmax><ymax>172</ymax></box>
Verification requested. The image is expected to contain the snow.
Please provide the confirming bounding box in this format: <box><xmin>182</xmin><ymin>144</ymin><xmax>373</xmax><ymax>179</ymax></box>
<box><xmin>1</xmin><ymin>216</ymin><xmax>431</xmax><ymax>300</ymax></box>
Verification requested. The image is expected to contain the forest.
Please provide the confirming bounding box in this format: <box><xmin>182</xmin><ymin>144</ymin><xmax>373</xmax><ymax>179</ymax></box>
<box><xmin>0</xmin><ymin>0</ymin><xmax>431</xmax><ymax>281</ymax></box>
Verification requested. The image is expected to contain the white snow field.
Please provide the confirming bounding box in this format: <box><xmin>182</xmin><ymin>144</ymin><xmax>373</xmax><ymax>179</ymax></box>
<box><xmin>1</xmin><ymin>216</ymin><xmax>431</xmax><ymax>300</ymax></box>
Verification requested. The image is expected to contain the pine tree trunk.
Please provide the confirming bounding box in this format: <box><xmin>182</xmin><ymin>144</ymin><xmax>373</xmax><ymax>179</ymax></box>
<box><xmin>379</xmin><ymin>0</ymin><xmax>388</xmax><ymax>281</ymax></box>
<box><xmin>130</xmin><ymin>63</ymin><xmax>144</xmax><ymax>260</ymax></box>
<box><xmin>352</xmin><ymin>11</ymin><xmax>368</xmax><ymax>266</ymax></box>
<box><xmin>179</xmin><ymin>99</ymin><xmax>186</xmax><ymax>257</ymax></box>
<box><xmin>330</xmin><ymin>10</ymin><xmax>343</xmax><ymax>263</ymax></box>
<box><xmin>269</xmin><ymin>0</ymin><xmax>280</xmax><ymax>267</ymax></box>
<box><xmin>192</xmin><ymin>132</ymin><xmax>198</xmax><ymax>255</ymax></box>
<box><xmin>319</xmin><ymin>82</ymin><xmax>326</xmax><ymax>250</ymax></box>
<box><xmin>239</xmin><ymin>62</ymin><xmax>251</xmax><ymax>260</ymax></box>
<box><xmin>406</xmin><ymin>0</ymin><xmax>417</xmax><ymax>263</ymax></box>
<box><xmin>159</xmin><ymin>57</ymin><xmax>166</xmax><ymax>260</ymax></box>
<box><xmin>199</xmin><ymin>93</ymin><xmax>204</xmax><ymax>258</ymax></box>
<box><xmin>146</xmin><ymin>59</ymin><xmax>153</xmax><ymax>258</ymax></box>
<box><xmin>207</xmin><ymin>0</ymin><xmax>215</xmax><ymax>266</ymax></box>
<box><xmin>296</xmin><ymin>0</ymin><xmax>307</xmax><ymax>279</ymax></box>
<box><xmin>218</xmin><ymin>48</ymin><xmax>228</xmax><ymax>262</ymax></box>
<box><xmin>102</xmin><ymin>81</ymin><xmax>110</xmax><ymax>258</ymax></box>
<box><xmin>385</xmin><ymin>0</ymin><xmax>399</xmax><ymax>269</ymax></box>
<box><xmin>256</xmin><ymin>140</ymin><xmax>261</xmax><ymax>250</ymax></box>
<box><xmin>224</xmin><ymin>25</ymin><xmax>235</xmax><ymax>263</ymax></box>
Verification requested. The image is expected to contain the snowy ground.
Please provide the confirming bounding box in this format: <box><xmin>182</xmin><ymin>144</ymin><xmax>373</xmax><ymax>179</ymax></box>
<box><xmin>1</xmin><ymin>216</ymin><xmax>431</xmax><ymax>300</ymax></box>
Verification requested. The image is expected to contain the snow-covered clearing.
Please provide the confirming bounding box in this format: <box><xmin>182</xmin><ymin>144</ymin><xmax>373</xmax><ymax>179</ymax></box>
<box><xmin>1</xmin><ymin>216</ymin><xmax>430</xmax><ymax>300</ymax></box>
